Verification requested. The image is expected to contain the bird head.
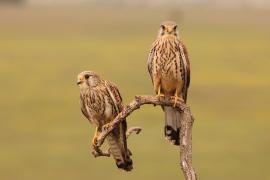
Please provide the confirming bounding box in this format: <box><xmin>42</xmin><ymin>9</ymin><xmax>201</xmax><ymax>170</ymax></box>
<box><xmin>76</xmin><ymin>71</ymin><xmax>101</xmax><ymax>89</ymax></box>
<box><xmin>158</xmin><ymin>21</ymin><xmax>179</xmax><ymax>37</ymax></box>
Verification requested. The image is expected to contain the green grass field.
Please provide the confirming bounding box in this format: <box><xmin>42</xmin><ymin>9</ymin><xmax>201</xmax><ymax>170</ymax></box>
<box><xmin>0</xmin><ymin>5</ymin><xmax>270</xmax><ymax>180</ymax></box>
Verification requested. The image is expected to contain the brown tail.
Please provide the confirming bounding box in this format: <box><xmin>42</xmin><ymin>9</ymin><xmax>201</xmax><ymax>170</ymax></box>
<box><xmin>164</xmin><ymin>106</ymin><xmax>181</xmax><ymax>145</ymax></box>
<box><xmin>106</xmin><ymin>120</ymin><xmax>133</xmax><ymax>171</ymax></box>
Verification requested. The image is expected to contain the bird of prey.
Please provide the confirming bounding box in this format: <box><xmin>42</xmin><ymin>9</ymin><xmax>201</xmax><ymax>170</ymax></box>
<box><xmin>77</xmin><ymin>71</ymin><xmax>133</xmax><ymax>171</ymax></box>
<box><xmin>147</xmin><ymin>21</ymin><xmax>190</xmax><ymax>145</ymax></box>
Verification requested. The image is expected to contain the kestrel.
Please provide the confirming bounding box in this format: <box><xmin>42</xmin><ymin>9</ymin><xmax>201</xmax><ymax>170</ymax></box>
<box><xmin>77</xmin><ymin>71</ymin><xmax>132</xmax><ymax>171</ymax></box>
<box><xmin>147</xmin><ymin>21</ymin><xmax>190</xmax><ymax>145</ymax></box>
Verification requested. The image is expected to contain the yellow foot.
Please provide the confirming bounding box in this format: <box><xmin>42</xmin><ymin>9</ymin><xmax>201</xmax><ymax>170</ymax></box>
<box><xmin>102</xmin><ymin>123</ymin><xmax>112</xmax><ymax>131</ymax></box>
<box><xmin>156</xmin><ymin>93</ymin><xmax>165</xmax><ymax>99</ymax></box>
<box><xmin>91</xmin><ymin>136</ymin><xmax>98</xmax><ymax>148</ymax></box>
<box><xmin>170</xmin><ymin>95</ymin><xmax>183</xmax><ymax>107</ymax></box>
<box><xmin>156</xmin><ymin>89</ymin><xmax>165</xmax><ymax>100</ymax></box>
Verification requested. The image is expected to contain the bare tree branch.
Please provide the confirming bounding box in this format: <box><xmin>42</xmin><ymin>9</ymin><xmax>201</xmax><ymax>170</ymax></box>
<box><xmin>126</xmin><ymin>126</ymin><xmax>142</xmax><ymax>138</ymax></box>
<box><xmin>95</xmin><ymin>95</ymin><xmax>197</xmax><ymax>180</ymax></box>
<box><xmin>180</xmin><ymin>108</ymin><xmax>197</xmax><ymax>180</ymax></box>
<box><xmin>91</xmin><ymin>148</ymin><xmax>110</xmax><ymax>158</ymax></box>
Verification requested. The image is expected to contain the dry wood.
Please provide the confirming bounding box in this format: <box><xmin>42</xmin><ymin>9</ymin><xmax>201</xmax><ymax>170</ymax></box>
<box><xmin>95</xmin><ymin>95</ymin><xmax>197</xmax><ymax>180</ymax></box>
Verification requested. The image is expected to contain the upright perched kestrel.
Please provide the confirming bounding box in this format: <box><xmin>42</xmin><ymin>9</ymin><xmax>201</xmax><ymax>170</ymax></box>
<box><xmin>147</xmin><ymin>21</ymin><xmax>190</xmax><ymax>145</ymax></box>
<box><xmin>77</xmin><ymin>71</ymin><xmax>132</xmax><ymax>171</ymax></box>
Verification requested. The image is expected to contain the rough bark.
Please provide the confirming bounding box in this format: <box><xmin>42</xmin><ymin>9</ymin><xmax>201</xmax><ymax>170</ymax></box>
<box><xmin>95</xmin><ymin>95</ymin><xmax>197</xmax><ymax>180</ymax></box>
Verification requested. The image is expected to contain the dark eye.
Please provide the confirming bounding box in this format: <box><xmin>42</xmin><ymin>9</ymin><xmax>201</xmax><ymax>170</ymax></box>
<box><xmin>173</xmin><ymin>25</ymin><xmax>178</xmax><ymax>30</ymax></box>
<box><xmin>161</xmin><ymin>25</ymin><xmax>165</xmax><ymax>30</ymax></box>
<box><xmin>85</xmin><ymin>74</ymin><xmax>90</xmax><ymax>79</ymax></box>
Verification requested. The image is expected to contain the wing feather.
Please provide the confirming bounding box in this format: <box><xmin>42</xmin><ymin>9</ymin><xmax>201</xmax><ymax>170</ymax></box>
<box><xmin>147</xmin><ymin>40</ymin><xmax>159</xmax><ymax>84</ymax></box>
<box><xmin>80</xmin><ymin>94</ymin><xmax>90</xmax><ymax>120</ymax></box>
<box><xmin>179</xmin><ymin>41</ymin><xmax>190</xmax><ymax>102</ymax></box>
<box><xmin>104</xmin><ymin>80</ymin><xmax>130</xmax><ymax>164</ymax></box>
<box><xmin>104</xmin><ymin>80</ymin><xmax>123</xmax><ymax>113</ymax></box>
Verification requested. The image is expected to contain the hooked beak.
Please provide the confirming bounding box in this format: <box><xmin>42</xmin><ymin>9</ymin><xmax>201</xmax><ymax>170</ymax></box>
<box><xmin>166</xmin><ymin>27</ymin><xmax>173</xmax><ymax>34</ymax></box>
<box><xmin>77</xmin><ymin>77</ymin><xmax>83</xmax><ymax>85</ymax></box>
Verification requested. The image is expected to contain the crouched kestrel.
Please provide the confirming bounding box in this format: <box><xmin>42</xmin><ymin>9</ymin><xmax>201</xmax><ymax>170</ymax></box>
<box><xmin>147</xmin><ymin>21</ymin><xmax>191</xmax><ymax>145</ymax></box>
<box><xmin>77</xmin><ymin>71</ymin><xmax>132</xmax><ymax>171</ymax></box>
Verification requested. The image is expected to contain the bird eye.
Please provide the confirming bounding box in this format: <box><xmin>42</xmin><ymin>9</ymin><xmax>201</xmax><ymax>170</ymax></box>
<box><xmin>173</xmin><ymin>25</ymin><xmax>178</xmax><ymax>30</ymax></box>
<box><xmin>161</xmin><ymin>25</ymin><xmax>165</xmax><ymax>30</ymax></box>
<box><xmin>85</xmin><ymin>74</ymin><xmax>90</xmax><ymax>79</ymax></box>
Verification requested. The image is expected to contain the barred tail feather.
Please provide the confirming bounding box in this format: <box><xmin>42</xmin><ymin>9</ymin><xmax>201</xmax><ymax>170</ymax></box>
<box><xmin>106</xmin><ymin>125</ymin><xmax>133</xmax><ymax>171</ymax></box>
<box><xmin>164</xmin><ymin>106</ymin><xmax>181</xmax><ymax>145</ymax></box>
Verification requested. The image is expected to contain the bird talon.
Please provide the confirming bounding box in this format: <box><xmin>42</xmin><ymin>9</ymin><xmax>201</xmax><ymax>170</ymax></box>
<box><xmin>102</xmin><ymin>123</ymin><xmax>112</xmax><ymax>131</ymax></box>
<box><xmin>156</xmin><ymin>94</ymin><xmax>165</xmax><ymax>101</ymax></box>
<box><xmin>91</xmin><ymin>136</ymin><xmax>98</xmax><ymax>148</ymax></box>
<box><xmin>156</xmin><ymin>94</ymin><xmax>165</xmax><ymax>98</ymax></box>
<box><xmin>170</xmin><ymin>96</ymin><xmax>183</xmax><ymax>107</ymax></box>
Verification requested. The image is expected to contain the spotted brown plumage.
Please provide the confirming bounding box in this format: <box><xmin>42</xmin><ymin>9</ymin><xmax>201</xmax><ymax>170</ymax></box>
<box><xmin>147</xmin><ymin>21</ymin><xmax>191</xmax><ymax>145</ymax></box>
<box><xmin>77</xmin><ymin>71</ymin><xmax>132</xmax><ymax>171</ymax></box>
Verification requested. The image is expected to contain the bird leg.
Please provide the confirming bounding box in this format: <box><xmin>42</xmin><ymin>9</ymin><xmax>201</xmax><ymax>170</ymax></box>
<box><xmin>156</xmin><ymin>84</ymin><xmax>165</xmax><ymax>99</ymax></box>
<box><xmin>91</xmin><ymin>127</ymin><xmax>110</xmax><ymax>157</ymax></box>
<box><xmin>170</xmin><ymin>90</ymin><xmax>183</xmax><ymax>107</ymax></box>
<box><xmin>91</xmin><ymin>127</ymin><xmax>99</xmax><ymax>148</ymax></box>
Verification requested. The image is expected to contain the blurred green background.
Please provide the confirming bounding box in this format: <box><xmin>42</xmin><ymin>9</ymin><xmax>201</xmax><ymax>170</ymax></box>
<box><xmin>0</xmin><ymin>1</ymin><xmax>270</xmax><ymax>179</ymax></box>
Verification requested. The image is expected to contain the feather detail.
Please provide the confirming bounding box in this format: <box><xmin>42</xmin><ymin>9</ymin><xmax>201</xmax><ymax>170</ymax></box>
<box><xmin>104</xmin><ymin>80</ymin><xmax>133</xmax><ymax>171</ymax></box>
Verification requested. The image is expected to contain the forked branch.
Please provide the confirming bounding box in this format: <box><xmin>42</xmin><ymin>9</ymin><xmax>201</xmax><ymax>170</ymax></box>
<box><xmin>95</xmin><ymin>95</ymin><xmax>197</xmax><ymax>180</ymax></box>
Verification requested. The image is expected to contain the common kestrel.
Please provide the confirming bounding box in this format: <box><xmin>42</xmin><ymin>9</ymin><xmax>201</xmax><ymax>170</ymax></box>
<box><xmin>147</xmin><ymin>21</ymin><xmax>190</xmax><ymax>145</ymax></box>
<box><xmin>77</xmin><ymin>71</ymin><xmax>132</xmax><ymax>171</ymax></box>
